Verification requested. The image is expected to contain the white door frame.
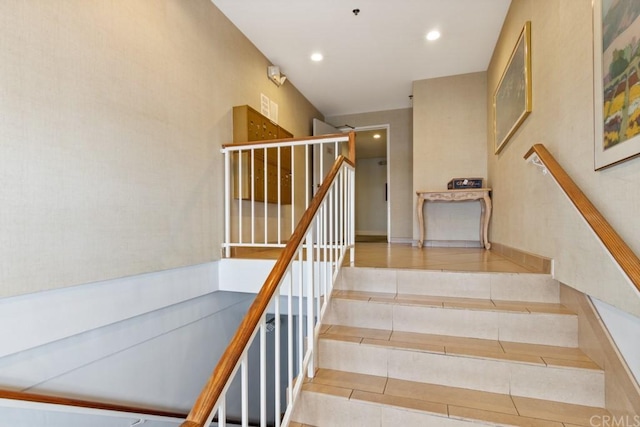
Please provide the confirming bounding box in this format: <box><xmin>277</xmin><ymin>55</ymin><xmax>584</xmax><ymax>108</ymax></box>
<box><xmin>341</xmin><ymin>124</ymin><xmax>391</xmax><ymax>242</ymax></box>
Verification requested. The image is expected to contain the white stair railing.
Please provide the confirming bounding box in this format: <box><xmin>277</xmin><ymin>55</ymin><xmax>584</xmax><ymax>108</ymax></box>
<box><xmin>222</xmin><ymin>133</ymin><xmax>354</xmax><ymax>257</ymax></box>
<box><xmin>182</xmin><ymin>155</ymin><xmax>355</xmax><ymax>427</ymax></box>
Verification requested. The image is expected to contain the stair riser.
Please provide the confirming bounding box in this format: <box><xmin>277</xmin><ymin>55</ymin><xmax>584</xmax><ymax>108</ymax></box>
<box><xmin>337</xmin><ymin>268</ymin><xmax>560</xmax><ymax>303</ymax></box>
<box><xmin>292</xmin><ymin>390</ymin><xmax>479</xmax><ymax>427</ymax></box>
<box><xmin>318</xmin><ymin>339</ymin><xmax>605</xmax><ymax>407</ymax></box>
<box><xmin>326</xmin><ymin>299</ymin><xmax>578</xmax><ymax>347</ymax></box>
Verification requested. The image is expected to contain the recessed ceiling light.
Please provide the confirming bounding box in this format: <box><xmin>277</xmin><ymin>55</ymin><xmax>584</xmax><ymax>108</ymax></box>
<box><xmin>311</xmin><ymin>53</ymin><xmax>324</xmax><ymax>62</ymax></box>
<box><xmin>373</xmin><ymin>134</ymin><xmax>381</xmax><ymax>139</ymax></box>
<box><xmin>426</xmin><ymin>30</ymin><xmax>441</xmax><ymax>41</ymax></box>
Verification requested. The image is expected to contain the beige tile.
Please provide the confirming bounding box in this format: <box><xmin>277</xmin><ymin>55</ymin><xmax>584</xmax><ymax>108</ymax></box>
<box><xmin>331</xmin><ymin>292</ymin><xmax>370</xmax><ymax>301</ymax></box>
<box><xmin>387</xmin><ymin>348</ymin><xmax>511</xmax><ymax>394</ymax></box>
<box><xmin>381</xmin><ymin>406</ymin><xmax>473</xmax><ymax>427</ymax></box>
<box><xmin>393</xmin><ymin>296</ymin><xmax>444</xmax><ymax>307</ymax></box>
<box><xmin>318</xmin><ymin>338</ymin><xmax>388</xmax><ymax>376</ymax></box>
<box><xmin>369</xmin><ymin>296</ymin><xmax>402</xmax><ymax>304</ymax></box>
<box><xmin>319</xmin><ymin>323</ymin><xmax>331</xmax><ymax>334</ymax></box>
<box><xmin>541</xmin><ymin>357</ymin><xmax>601</xmax><ymax>370</ymax></box>
<box><xmin>239</xmin><ymin>243</ymin><xmax>532</xmax><ymax>274</ymax></box>
<box><xmin>497</xmin><ymin>312</ymin><xmax>578</xmax><ymax>347</ymax></box>
<box><xmin>325</xmin><ymin>324</ymin><xmax>392</xmax><ymax>340</ymax></box>
<box><xmin>440</xmin><ymin>260</ymin><xmax>531</xmax><ymax>273</ymax></box>
<box><xmin>393</xmin><ymin>304</ymin><xmax>500</xmax><ymax>340</ymax></box>
<box><xmin>362</xmin><ymin>337</ymin><xmax>444</xmax><ymax>353</ymax></box>
<box><xmin>491</xmin><ymin>300</ymin><xmax>535</xmax><ymax>312</ymax></box>
<box><xmin>319</xmin><ymin>333</ymin><xmax>362</xmax><ymax>343</ymax></box>
<box><xmin>449</xmin><ymin>405</ymin><xmax>565</xmax><ymax>426</ymax></box>
<box><xmin>391</xmin><ymin>331</ymin><xmax>503</xmax><ymax>352</ymax></box>
<box><xmin>513</xmin><ymin>396</ymin><xmax>611</xmax><ymax>426</ymax></box>
<box><xmin>443</xmin><ymin>300</ymin><xmax>499</xmax><ymax>310</ymax></box>
<box><xmin>490</xmin><ymin>274</ymin><xmax>560</xmax><ymax>303</ymax></box>
<box><xmin>338</xmin><ymin>290</ymin><xmax>396</xmax><ymax>300</ymax></box>
<box><xmin>500</xmin><ymin>341</ymin><xmax>592</xmax><ymax>362</ymax></box>
<box><xmin>384</xmin><ymin>378</ymin><xmax>518</xmax><ymax>415</ymax></box>
<box><xmin>510</xmin><ymin>363</ymin><xmax>605</xmax><ymax>407</ymax></box>
<box><xmin>324</xmin><ymin>298</ymin><xmax>393</xmax><ymax>330</ymax></box>
<box><xmin>396</xmin><ymin>270</ymin><xmax>492</xmax><ymax>299</ymax></box>
<box><xmin>523</xmin><ymin>302</ymin><xmax>575</xmax><ymax>315</ymax></box>
<box><xmin>351</xmin><ymin>390</ymin><xmax>448</xmax><ymax>415</ymax></box>
<box><xmin>302</xmin><ymin>382</ymin><xmax>353</xmax><ymax>398</ymax></box>
<box><xmin>339</xmin><ymin>266</ymin><xmax>397</xmax><ymax>293</ymax></box>
<box><xmin>311</xmin><ymin>368</ymin><xmax>386</xmax><ymax>393</ymax></box>
<box><xmin>446</xmin><ymin>346</ymin><xmax>545</xmax><ymax>365</ymax></box>
<box><xmin>292</xmin><ymin>388</ymin><xmax>382</xmax><ymax>426</ymax></box>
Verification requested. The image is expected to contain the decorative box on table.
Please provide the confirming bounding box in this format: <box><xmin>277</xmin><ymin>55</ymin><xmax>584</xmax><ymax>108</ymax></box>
<box><xmin>447</xmin><ymin>178</ymin><xmax>483</xmax><ymax>190</ymax></box>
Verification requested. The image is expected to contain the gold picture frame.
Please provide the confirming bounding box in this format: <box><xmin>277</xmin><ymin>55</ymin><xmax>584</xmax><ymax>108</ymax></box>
<box><xmin>494</xmin><ymin>21</ymin><xmax>532</xmax><ymax>154</ymax></box>
<box><xmin>593</xmin><ymin>0</ymin><xmax>640</xmax><ymax>170</ymax></box>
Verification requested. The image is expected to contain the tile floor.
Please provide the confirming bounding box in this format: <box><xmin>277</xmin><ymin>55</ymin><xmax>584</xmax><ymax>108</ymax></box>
<box><xmin>232</xmin><ymin>243</ymin><xmax>535</xmax><ymax>273</ymax></box>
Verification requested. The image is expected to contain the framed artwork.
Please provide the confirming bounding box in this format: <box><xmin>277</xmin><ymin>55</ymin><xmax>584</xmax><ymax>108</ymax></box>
<box><xmin>593</xmin><ymin>0</ymin><xmax>640</xmax><ymax>169</ymax></box>
<box><xmin>494</xmin><ymin>21</ymin><xmax>532</xmax><ymax>154</ymax></box>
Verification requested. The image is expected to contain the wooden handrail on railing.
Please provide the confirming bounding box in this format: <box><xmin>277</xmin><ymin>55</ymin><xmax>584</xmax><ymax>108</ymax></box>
<box><xmin>182</xmin><ymin>155</ymin><xmax>355</xmax><ymax>427</ymax></box>
<box><xmin>221</xmin><ymin>131</ymin><xmax>355</xmax><ymax>153</ymax></box>
<box><xmin>525</xmin><ymin>144</ymin><xmax>640</xmax><ymax>293</ymax></box>
<box><xmin>0</xmin><ymin>388</ymin><xmax>186</xmax><ymax>419</ymax></box>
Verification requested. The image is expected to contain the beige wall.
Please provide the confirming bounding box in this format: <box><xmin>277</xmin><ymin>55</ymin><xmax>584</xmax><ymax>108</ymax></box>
<box><xmin>326</xmin><ymin>109</ymin><xmax>413</xmax><ymax>241</ymax></box>
<box><xmin>487</xmin><ymin>0</ymin><xmax>640</xmax><ymax>316</ymax></box>
<box><xmin>412</xmin><ymin>72</ymin><xmax>488</xmax><ymax>243</ymax></box>
<box><xmin>0</xmin><ymin>0</ymin><xmax>322</xmax><ymax>297</ymax></box>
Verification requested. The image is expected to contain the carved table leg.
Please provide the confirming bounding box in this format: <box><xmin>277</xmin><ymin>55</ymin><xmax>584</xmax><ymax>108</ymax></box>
<box><xmin>479</xmin><ymin>198</ymin><xmax>486</xmax><ymax>248</ymax></box>
<box><xmin>482</xmin><ymin>191</ymin><xmax>492</xmax><ymax>250</ymax></box>
<box><xmin>417</xmin><ymin>197</ymin><xmax>425</xmax><ymax>248</ymax></box>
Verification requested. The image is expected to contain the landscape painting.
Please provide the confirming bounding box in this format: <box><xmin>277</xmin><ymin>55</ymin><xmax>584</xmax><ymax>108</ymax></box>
<box><xmin>595</xmin><ymin>0</ymin><xmax>640</xmax><ymax>169</ymax></box>
<box><xmin>494</xmin><ymin>22</ymin><xmax>532</xmax><ymax>154</ymax></box>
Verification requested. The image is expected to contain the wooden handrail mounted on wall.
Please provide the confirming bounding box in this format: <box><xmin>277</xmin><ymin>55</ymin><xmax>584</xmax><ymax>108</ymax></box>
<box><xmin>525</xmin><ymin>144</ymin><xmax>640</xmax><ymax>293</ymax></box>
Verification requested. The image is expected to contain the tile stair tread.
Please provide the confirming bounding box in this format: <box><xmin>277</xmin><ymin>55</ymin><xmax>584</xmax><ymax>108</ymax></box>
<box><xmin>320</xmin><ymin>324</ymin><xmax>601</xmax><ymax>370</ymax></box>
<box><xmin>298</xmin><ymin>368</ymin><xmax>610</xmax><ymax>427</ymax></box>
<box><xmin>332</xmin><ymin>289</ymin><xmax>574</xmax><ymax>315</ymax></box>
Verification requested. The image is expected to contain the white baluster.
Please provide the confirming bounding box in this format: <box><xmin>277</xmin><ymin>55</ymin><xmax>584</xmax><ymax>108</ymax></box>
<box><xmin>241</xmin><ymin>356</ymin><xmax>248</xmax><ymax>427</ymax></box>
<box><xmin>224</xmin><ymin>149</ymin><xmax>231</xmax><ymax>257</ymax></box>
<box><xmin>260</xmin><ymin>319</ymin><xmax>266</xmax><ymax>427</ymax></box>
<box><xmin>274</xmin><ymin>293</ymin><xmax>281</xmax><ymax>427</ymax></box>
<box><xmin>306</xmin><ymin>227</ymin><xmax>315</xmax><ymax>378</ymax></box>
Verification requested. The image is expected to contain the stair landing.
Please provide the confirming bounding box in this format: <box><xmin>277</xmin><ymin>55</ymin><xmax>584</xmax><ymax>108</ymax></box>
<box><xmin>231</xmin><ymin>244</ymin><xmax>538</xmax><ymax>274</ymax></box>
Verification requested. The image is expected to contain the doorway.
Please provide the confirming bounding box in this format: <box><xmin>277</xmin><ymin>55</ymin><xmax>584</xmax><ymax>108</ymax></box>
<box><xmin>312</xmin><ymin>119</ymin><xmax>391</xmax><ymax>243</ymax></box>
<box><xmin>352</xmin><ymin>126</ymin><xmax>389</xmax><ymax>242</ymax></box>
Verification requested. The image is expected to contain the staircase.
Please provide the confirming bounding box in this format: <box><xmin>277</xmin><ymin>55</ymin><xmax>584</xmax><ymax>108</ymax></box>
<box><xmin>290</xmin><ymin>267</ymin><xmax>611</xmax><ymax>426</ymax></box>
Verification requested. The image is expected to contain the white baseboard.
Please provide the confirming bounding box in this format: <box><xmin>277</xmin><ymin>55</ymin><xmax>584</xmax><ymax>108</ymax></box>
<box><xmin>412</xmin><ymin>240</ymin><xmax>483</xmax><ymax>248</ymax></box>
<box><xmin>389</xmin><ymin>237</ymin><xmax>413</xmax><ymax>244</ymax></box>
<box><xmin>355</xmin><ymin>230</ymin><xmax>386</xmax><ymax>236</ymax></box>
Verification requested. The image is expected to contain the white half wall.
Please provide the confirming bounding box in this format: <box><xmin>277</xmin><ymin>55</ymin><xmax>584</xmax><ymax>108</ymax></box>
<box><xmin>592</xmin><ymin>298</ymin><xmax>640</xmax><ymax>383</ymax></box>
<box><xmin>0</xmin><ymin>263</ymin><xmax>218</xmax><ymax>358</ymax></box>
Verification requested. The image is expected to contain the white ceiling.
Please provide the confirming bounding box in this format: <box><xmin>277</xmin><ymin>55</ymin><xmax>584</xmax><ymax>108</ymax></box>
<box><xmin>212</xmin><ymin>0</ymin><xmax>511</xmax><ymax>117</ymax></box>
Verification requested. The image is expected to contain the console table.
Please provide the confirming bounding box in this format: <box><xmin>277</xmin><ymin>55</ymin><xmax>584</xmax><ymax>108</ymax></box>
<box><xmin>416</xmin><ymin>188</ymin><xmax>492</xmax><ymax>249</ymax></box>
